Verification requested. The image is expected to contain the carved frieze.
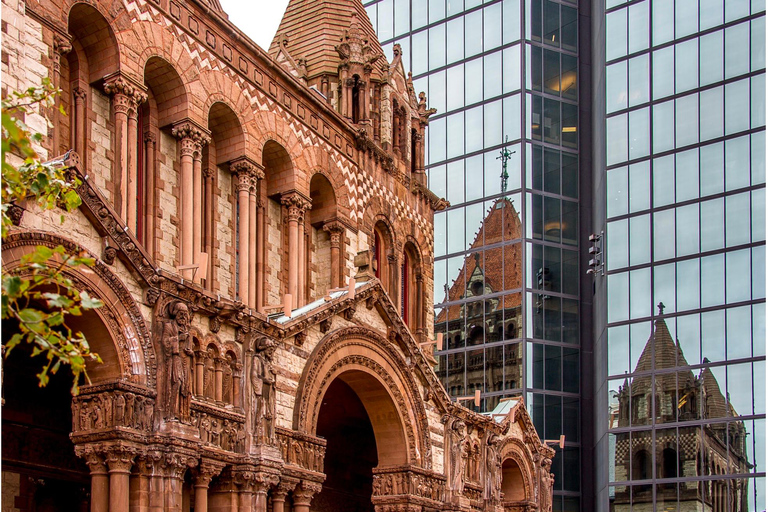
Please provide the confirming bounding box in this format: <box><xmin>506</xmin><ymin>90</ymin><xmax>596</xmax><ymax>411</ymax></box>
<box><xmin>276</xmin><ymin>427</ymin><xmax>327</xmax><ymax>474</ymax></box>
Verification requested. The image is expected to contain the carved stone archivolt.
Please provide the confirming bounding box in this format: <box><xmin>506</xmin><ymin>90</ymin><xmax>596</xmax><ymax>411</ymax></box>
<box><xmin>297</xmin><ymin>326</ymin><xmax>432</xmax><ymax>467</ymax></box>
<box><xmin>3</xmin><ymin>231</ymin><xmax>156</xmax><ymax>386</ymax></box>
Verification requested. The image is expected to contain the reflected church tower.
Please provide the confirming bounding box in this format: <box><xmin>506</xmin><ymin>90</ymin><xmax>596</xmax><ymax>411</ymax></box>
<box><xmin>611</xmin><ymin>309</ymin><xmax>751</xmax><ymax>512</ymax></box>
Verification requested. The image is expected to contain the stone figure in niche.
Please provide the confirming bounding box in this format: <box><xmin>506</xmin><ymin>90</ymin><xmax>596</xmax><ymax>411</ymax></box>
<box><xmin>484</xmin><ymin>435</ymin><xmax>502</xmax><ymax>502</ymax></box>
<box><xmin>114</xmin><ymin>393</ymin><xmax>126</xmax><ymax>425</ymax></box>
<box><xmin>450</xmin><ymin>420</ymin><xmax>469</xmax><ymax>494</ymax></box>
<box><xmin>157</xmin><ymin>301</ymin><xmax>194</xmax><ymax>422</ymax></box>
<box><xmin>251</xmin><ymin>337</ymin><xmax>277</xmax><ymax>443</ymax></box>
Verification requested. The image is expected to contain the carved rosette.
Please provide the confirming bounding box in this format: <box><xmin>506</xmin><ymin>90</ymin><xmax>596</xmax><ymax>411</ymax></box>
<box><xmin>280</xmin><ymin>192</ymin><xmax>312</xmax><ymax>223</ymax></box>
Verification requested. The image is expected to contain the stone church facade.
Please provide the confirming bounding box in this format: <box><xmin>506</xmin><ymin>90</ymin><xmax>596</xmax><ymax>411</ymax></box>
<box><xmin>1</xmin><ymin>0</ymin><xmax>554</xmax><ymax>511</ymax></box>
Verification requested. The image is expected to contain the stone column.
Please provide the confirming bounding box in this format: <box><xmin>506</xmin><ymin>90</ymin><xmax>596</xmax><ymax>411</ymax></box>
<box><xmin>256</xmin><ymin>190</ymin><xmax>266</xmax><ymax>311</ymax></box>
<box><xmin>248</xmin><ymin>167</ymin><xmax>264</xmax><ymax>307</ymax></box>
<box><xmin>231</xmin><ymin>158</ymin><xmax>260</xmax><ymax>303</ymax></box>
<box><xmin>358</xmin><ymin>80</ymin><xmax>367</xmax><ymax>121</ymax></box>
<box><xmin>195</xmin><ymin>350</ymin><xmax>206</xmax><ymax>397</ymax></box>
<box><xmin>104</xmin><ymin>74</ymin><xmax>147</xmax><ymax>228</ymax></box>
<box><xmin>292</xmin><ymin>481</ymin><xmax>322</xmax><ymax>512</ymax></box>
<box><xmin>192</xmin><ymin>141</ymin><xmax>208</xmax><ymax>283</ymax></box>
<box><xmin>72</xmin><ymin>87</ymin><xmax>87</xmax><ymax>158</ymax></box>
<box><xmin>130</xmin><ymin>453</ymin><xmax>159</xmax><ymax>512</ymax></box>
<box><xmin>171</xmin><ymin>120</ymin><xmax>210</xmax><ymax>279</ymax></box>
<box><xmin>298</xmin><ymin>219</ymin><xmax>307</xmax><ymax>306</ymax></box>
<box><xmin>232</xmin><ymin>363</ymin><xmax>243</xmax><ymax>408</ymax></box>
<box><xmin>163</xmin><ymin>454</ymin><xmax>193</xmax><ymax>512</ymax></box>
<box><xmin>253</xmin><ymin>480</ymin><xmax>270</xmax><ymax>512</ymax></box>
<box><xmin>106</xmin><ymin>446</ymin><xmax>136</xmax><ymax>512</ymax></box>
<box><xmin>323</xmin><ymin>221</ymin><xmax>344</xmax><ymax>289</ymax></box>
<box><xmin>143</xmin><ymin>132</ymin><xmax>157</xmax><ymax>255</ymax></box>
<box><xmin>271</xmin><ymin>480</ymin><xmax>297</xmax><ymax>512</ymax></box>
<box><xmin>203</xmin><ymin>167</ymin><xmax>215</xmax><ymax>288</ymax></box>
<box><xmin>214</xmin><ymin>357</ymin><xmax>224</xmax><ymax>403</ymax></box>
<box><xmin>280</xmin><ymin>192</ymin><xmax>311</xmax><ymax>309</ymax></box>
<box><xmin>194</xmin><ymin>462</ymin><xmax>224</xmax><ymax>512</ymax></box>
<box><xmin>80</xmin><ymin>447</ymin><xmax>109</xmax><ymax>512</ymax></box>
<box><xmin>235</xmin><ymin>472</ymin><xmax>255</xmax><ymax>512</ymax></box>
<box><xmin>52</xmin><ymin>35</ymin><xmax>71</xmax><ymax>154</ymax></box>
<box><xmin>415</xmin><ymin>270</ymin><xmax>424</xmax><ymax>335</ymax></box>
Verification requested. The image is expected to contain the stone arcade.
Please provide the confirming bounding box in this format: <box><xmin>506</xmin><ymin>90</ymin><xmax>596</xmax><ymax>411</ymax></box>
<box><xmin>1</xmin><ymin>0</ymin><xmax>554</xmax><ymax>510</ymax></box>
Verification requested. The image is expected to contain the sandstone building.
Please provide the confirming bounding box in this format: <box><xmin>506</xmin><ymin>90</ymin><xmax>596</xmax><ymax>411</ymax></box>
<box><xmin>0</xmin><ymin>0</ymin><xmax>555</xmax><ymax>511</ymax></box>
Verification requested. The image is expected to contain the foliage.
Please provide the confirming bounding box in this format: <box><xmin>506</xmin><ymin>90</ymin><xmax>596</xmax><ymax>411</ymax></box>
<box><xmin>2</xmin><ymin>78</ymin><xmax>102</xmax><ymax>393</ymax></box>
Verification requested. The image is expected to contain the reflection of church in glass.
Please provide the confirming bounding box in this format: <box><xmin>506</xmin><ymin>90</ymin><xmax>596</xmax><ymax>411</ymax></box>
<box><xmin>611</xmin><ymin>312</ymin><xmax>752</xmax><ymax>511</ymax></box>
<box><xmin>435</xmin><ymin>198</ymin><xmax>523</xmax><ymax>409</ymax></box>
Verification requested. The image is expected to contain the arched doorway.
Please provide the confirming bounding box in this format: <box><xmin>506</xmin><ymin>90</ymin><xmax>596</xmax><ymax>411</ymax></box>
<box><xmin>1</xmin><ymin>309</ymin><xmax>118</xmax><ymax>511</ymax></box>
<box><xmin>312</xmin><ymin>369</ymin><xmax>408</xmax><ymax>512</ymax></box>
<box><xmin>500</xmin><ymin>458</ymin><xmax>527</xmax><ymax>504</ymax></box>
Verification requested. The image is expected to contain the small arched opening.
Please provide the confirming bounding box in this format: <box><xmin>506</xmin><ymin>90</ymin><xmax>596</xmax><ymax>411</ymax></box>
<box><xmin>401</xmin><ymin>242</ymin><xmax>422</xmax><ymax>333</ymax></box>
<box><xmin>309</xmin><ymin>173</ymin><xmax>339</xmax><ymax>296</ymax></box>
<box><xmin>500</xmin><ymin>457</ymin><xmax>527</xmax><ymax>503</ymax></box>
<box><xmin>207</xmin><ymin>102</ymin><xmax>245</xmax><ymax>292</ymax></box>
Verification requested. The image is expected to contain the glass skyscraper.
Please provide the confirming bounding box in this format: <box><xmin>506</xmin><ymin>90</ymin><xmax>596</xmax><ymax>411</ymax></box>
<box><xmin>363</xmin><ymin>0</ymin><xmax>764</xmax><ymax>510</ymax></box>
<box><xmin>596</xmin><ymin>0</ymin><xmax>766</xmax><ymax>511</ymax></box>
<box><xmin>363</xmin><ymin>0</ymin><xmax>587</xmax><ymax>509</ymax></box>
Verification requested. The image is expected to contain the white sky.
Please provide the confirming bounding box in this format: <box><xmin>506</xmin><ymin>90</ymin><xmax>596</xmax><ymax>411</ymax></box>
<box><xmin>218</xmin><ymin>0</ymin><xmax>290</xmax><ymax>50</ymax></box>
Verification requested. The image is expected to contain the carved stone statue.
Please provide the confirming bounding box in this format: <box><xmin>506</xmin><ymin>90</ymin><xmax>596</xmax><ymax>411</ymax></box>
<box><xmin>449</xmin><ymin>420</ymin><xmax>469</xmax><ymax>494</ymax></box>
<box><xmin>251</xmin><ymin>337</ymin><xmax>277</xmax><ymax>443</ymax></box>
<box><xmin>157</xmin><ymin>301</ymin><xmax>193</xmax><ymax>423</ymax></box>
<box><xmin>114</xmin><ymin>393</ymin><xmax>126</xmax><ymax>425</ymax></box>
<box><xmin>484</xmin><ymin>435</ymin><xmax>502</xmax><ymax>503</ymax></box>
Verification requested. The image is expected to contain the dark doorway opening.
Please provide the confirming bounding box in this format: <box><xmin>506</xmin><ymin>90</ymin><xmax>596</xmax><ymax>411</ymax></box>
<box><xmin>313</xmin><ymin>378</ymin><xmax>377</xmax><ymax>512</ymax></box>
<box><xmin>2</xmin><ymin>320</ymin><xmax>90</xmax><ymax>511</ymax></box>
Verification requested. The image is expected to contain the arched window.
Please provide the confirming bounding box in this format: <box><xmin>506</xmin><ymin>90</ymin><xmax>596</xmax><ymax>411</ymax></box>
<box><xmin>373</xmin><ymin>221</ymin><xmax>393</xmax><ymax>295</ymax></box>
<box><xmin>351</xmin><ymin>75</ymin><xmax>361</xmax><ymax>123</ymax></box>
<box><xmin>632</xmin><ymin>449</ymin><xmax>652</xmax><ymax>480</ymax></box>
<box><xmin>401</xmin><ymin>242</ymin><xmax>422</xmax><ymax>333</ymax></box>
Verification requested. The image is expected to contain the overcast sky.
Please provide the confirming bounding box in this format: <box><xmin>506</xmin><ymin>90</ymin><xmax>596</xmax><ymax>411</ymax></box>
<box><xmin>218</xmin><ymin>0</ymin><xmax>290</xmax><ymax>50</ymax></box>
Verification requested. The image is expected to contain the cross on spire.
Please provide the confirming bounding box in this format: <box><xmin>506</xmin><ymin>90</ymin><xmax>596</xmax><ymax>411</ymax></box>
<box><xmin>657</xmin><ymin>302</ymin><xmax>665</xmax><ymax>315</ymax></box>
<box><xmin>497</xmin><ymin>136</ymin><xmax>515</xmax><ymax>192</ymax></box>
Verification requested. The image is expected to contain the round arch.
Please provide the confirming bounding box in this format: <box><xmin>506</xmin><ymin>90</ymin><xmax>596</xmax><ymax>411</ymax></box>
<box><xmin>3</xmin><ymin>231</ymin><xmax>155</xmax><ymax>386</ymax></box>
<box><xmin>498</xmin><ymin>438</ymin><xmax>536</xmax><ymax>503</ymax></box>
<box><xmin>294</xmin><ymin>326</ymin><xmax>431</xmax><ymax>468</ymax></box>
<box><xmin>67</xmin><ymin>2</ymin><xmax>120</xmax><ymax>83</ymax></box>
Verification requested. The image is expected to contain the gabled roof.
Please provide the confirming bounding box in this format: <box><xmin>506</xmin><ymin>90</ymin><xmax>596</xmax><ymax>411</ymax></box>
<box><xmin>268</xmin><ymin>0</ymin><xmax>386</xmax><ymax>80</ymax></box>
<box><xmin>437</xmin><ymin>199</ymin><xmax>523</xmax><ymax>322</ymax></box>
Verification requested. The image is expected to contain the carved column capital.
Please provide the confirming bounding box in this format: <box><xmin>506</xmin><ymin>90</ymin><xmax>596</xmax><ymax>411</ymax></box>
<box><xmin>163</xmin><ymin>453</ymin><xmax>196</xmax><ymax>480</ymax></box>
<box><xmin>230</xmin><ymin>157</ymin><xmax>264</xmax><ymax>181</ymax></box>
<box><xmin>144</xmin><ymin>131</ymin><xmax>157</xmax><ymax>146</ymax></box>
<box><xmin>202</xmin><ymin>167</ymin><xmax>215</xmax><ymax>180</ymax></box>
<box><xmin>103</xmin><ymin>73</ymin><xmax>148</xmax><ymax>113</ymax></box>
<box><xmin>135</xmin><ymin>450</ymin><xmax>163</xmax><ymax>475</ymax></box>
<box><xmin>293</xmin><ymin>481</ymin><xmax>323</xmax><ymax>505</ymax></box>
<box><xmin>171</xmin><ymin>120</ymin><xmax>211</xmax><ymax>157</ymax></box>
<box><xmin>76</xmin><ymin>444</ymin><xmax>108</xmax><ymax>475</ymax></box>
<box><xmin>53</xmin><ymin>34</ymin><xmax>72</xmax><ymax>55</ymax></box>
<box><xmin>105</xmin><ymin>445</ymin><xmax>137</xmax><ymax>474</ymax></box>
<box><xmin>280</xmin><ymin>191</ymin><xmax>312</xmax><ymax>222</ymax></box>
<box><xmin>273</xmin><ymin>478</ymin><xmax>299</xmax><ymax>499</ymax></box>
<box><xmin>73</xmin><ymin>86</ymin><xmax>87</xmax><ymax>101</ymax></box>
<box><xmin>323</xmin><ymin>220</ymin><xmax>344</xmax><ymax>246</ymax></box>
<box><xmin>195</xmin><ymin>460</ymin><xmax>225</xmax><ymax>487</ymax></box>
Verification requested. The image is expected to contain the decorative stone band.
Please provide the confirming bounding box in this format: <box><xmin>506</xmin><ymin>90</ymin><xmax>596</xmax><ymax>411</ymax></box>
<box><xmin>276</xmin><ymin>427</ymin><xmax>327</xmax><ymax>474</ymax></box>
<box><xmin>191</xmin><ymin>401</ymin><xmax>246</xmax><ymax>454</ymax></box>
<box><xmin>71</xmin><ymin>382</ymin><xmax>156</xmax><ymax>437</ymax></box>
<box><xmin>372</xmin><ymin>465</ymin><xmax>447</xmax><ymax>506</ymax></box>
<box><xmin>280</xmin><ymin>191</ymin><xmax>312</xmax><ymax>222</ymax></box>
